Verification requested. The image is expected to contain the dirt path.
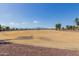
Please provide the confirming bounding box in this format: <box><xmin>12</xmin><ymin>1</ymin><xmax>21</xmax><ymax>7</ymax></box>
<box><xmin>0</xmin><ymin>43</ymin><xmax>79</xmax><ymax>56</ymax></box>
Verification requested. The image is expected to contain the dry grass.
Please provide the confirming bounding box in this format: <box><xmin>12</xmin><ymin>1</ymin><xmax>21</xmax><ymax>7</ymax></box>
<box><xmin>0</xmin><ymin>30</ymin><xmax>79</xmax><ymax>50</ymax></box>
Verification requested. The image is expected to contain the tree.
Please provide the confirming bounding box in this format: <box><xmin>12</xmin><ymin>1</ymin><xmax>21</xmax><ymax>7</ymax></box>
<box><xmin>5</xmin><ymin>26</ymin><xmax>10</xmax><ymax>31</ymax></box>
<box><xmin>69</xmin><ymin>26</ymin><xmax>73</xmax><ymax>30</ymax></box>
<box><xmin>75</xmin><ymin>18</ymin><xmax>79</xmax><ymax>26</ymax></box>
<box><xmin>62</xmin><ymin>27</ymin><xmax>65</xmax><ymax>30</ymax></box>
<box><xmin>55</xmin><ymin>23</ymin><xmax>61</xmax><ymax>30</ymax></box>
<box><xmin>72</xmin><ymin>25</ymin><xmax>76</xmax><ymax>30</ymax></box>
<box><xmin>66</xmin><ymin>25</ymin><xmax>76</xmax><ymax>30</ymax></box>
<box><xmin>0</xmin><ymin>25</ymin><xmax>2</xmax><ymax>31</ymax></box>
<box><xmin>66</xmin><ymin>25</ymin><xmax>70</xmax><ymax>30</ymax></box>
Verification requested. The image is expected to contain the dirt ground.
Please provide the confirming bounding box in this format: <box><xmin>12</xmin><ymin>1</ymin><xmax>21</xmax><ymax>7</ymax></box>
<box><xmin>1</xmin><ymin>30</ymin><xmax>79</xmax><ymax>50</ymax></box>
<box><xmin>0</xmin><ymin>30</ymin><xmax>79</xmax><ymax>55</ymax></box>
<box><xmin>0</xmin><ymin>43</ymin><xmax>79</xmax><ymax>56</ymax></box>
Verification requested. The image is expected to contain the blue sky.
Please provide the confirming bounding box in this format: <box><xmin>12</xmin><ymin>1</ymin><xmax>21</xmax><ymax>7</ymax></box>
<box><xmin>0</xmin><ymin>3</ymin><xmax>79</xmax><ymax>28</ymax></box>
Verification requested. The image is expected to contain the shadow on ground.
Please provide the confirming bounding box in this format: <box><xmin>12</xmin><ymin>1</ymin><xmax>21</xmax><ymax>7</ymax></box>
<box><xmin>0</xmin><ymin>40</ymin><xmax>12</xmax><ymax>44</ymax></box>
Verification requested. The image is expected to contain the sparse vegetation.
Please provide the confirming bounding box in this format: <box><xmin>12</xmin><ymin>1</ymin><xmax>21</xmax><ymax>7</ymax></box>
<box><xmin>54</xmin><ymin>18</ymin><xmax>79</xmax><ymax>31</ymax></box>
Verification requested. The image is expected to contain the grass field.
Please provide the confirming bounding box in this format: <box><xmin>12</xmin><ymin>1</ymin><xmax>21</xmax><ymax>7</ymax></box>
<box><xmin>0</xmin><ymin>30</ymin><xmax>79</xmax><ymax>51</ymax></box>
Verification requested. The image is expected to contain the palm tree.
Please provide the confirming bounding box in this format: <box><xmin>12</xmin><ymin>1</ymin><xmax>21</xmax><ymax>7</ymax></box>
<box><xmin>75</xmin><ymin>18</ymin><xmax>79</xmax><ymax>27</ymax></box>
<box><xmin>74</xmin><ymin>18</ymin><xmax>79</xmax><ymax>30</ymax></box>
<box><xmin>55</xmin><ymin>23</ymin><xmax>61</xmax><ymax>30</ymax></box>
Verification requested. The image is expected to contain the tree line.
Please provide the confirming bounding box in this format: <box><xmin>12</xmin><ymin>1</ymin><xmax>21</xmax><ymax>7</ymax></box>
<box><xmin>0</xmin><ymin>18</ymin><xmax>79</xmax><ymax>31</ymax></box>
<box><xmin>55</xmin><ymin>18</ymin><xmax>79</xmax><ymax>30</ymax></box>
<box><xmin>0</xmin><ymin>25</ymin><xmax>52</xmax><ymax>31</ymax></box>
<box><xmin>0</xmin><ymin>25</ymin><xmax>15</xmax><ymax>31</ymax></box>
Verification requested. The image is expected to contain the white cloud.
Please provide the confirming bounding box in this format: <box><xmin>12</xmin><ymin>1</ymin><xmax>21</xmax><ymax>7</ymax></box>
<box><xmin>33</xmin><ymin>20</ymin><xmax>39</xmax><ymax>24</ymax></box>
<box><xmin>21</xmin><ymin>22</ymin><xmax>30</xmax><ymax>25</ymax></box>
<box><xmin>9</xmin><ymin>22</ymin><xmax>31</xmax><ymax>26</ymax></box>
<box><xmin>9</xmin><ymin>22</ymin><xmax>15</xmax><ymax>26</ymax></box>
<box><xmin>2</xmin><ymin>20</ymin><xmax>40</xmax><ymax>28</ymax></box>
